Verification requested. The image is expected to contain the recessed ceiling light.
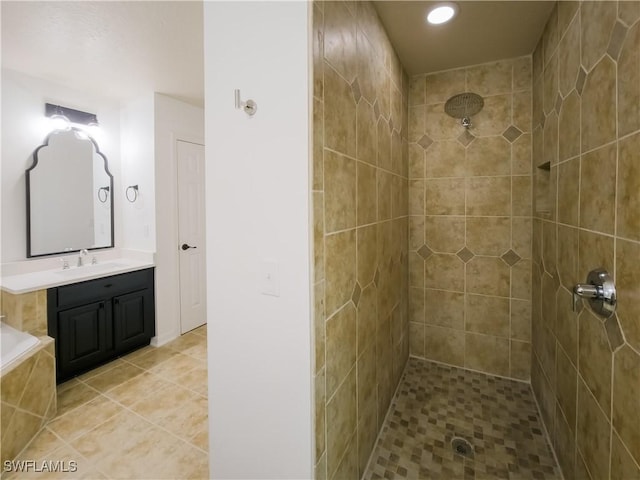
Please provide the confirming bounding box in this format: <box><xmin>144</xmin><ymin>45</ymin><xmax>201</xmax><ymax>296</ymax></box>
<box><xmin>427</xmin><ymin>3</ymin><xmax>458</xmax><ymax>25</ymax></box>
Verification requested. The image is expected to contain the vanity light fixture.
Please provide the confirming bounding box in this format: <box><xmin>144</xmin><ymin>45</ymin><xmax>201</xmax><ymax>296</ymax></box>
<box><xmin>45</xmin><ymin>103</ymin><xmax>99</xmax><ymax>129</ymax></box>
<box><xmin>426</xmin><ymin>2</ymin><xmax>458</xmax><ymax>25</ymax></box>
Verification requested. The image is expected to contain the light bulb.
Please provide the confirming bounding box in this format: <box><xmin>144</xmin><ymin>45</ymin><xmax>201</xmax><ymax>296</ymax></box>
<box><xmin>427</xmin><ymin>3</ymin><xmax>458</xmax><ymax>25</ymax></box>
<box><xmin>50</xmin><ymin>114</ymin><xmax>70</xmax><ymax>131</ymax></box>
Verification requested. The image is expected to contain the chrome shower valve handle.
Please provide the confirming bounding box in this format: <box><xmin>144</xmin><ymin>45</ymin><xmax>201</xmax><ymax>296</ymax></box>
<box><xmin>572</xmin><ymin>268</ymin><xmax>616</xmax><ymax>318</ymax></box>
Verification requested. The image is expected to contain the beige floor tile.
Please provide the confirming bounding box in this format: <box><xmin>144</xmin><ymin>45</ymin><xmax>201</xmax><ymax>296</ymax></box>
<box><xmin>83</xmin><ymin>362</ymin><xmax>145</xmax><ymax>393</ymax></box>
<box><xmin>76</xmin><ymin>358</ymin><xmax>125</xmax><ymax>381</ymax></box>
<box><xmin>123</xmin><ymin>347</ymin><xmax>179</xmax><ymax>371</ymax></box>
<box><xmin>171</xmin><ymin>365</ymin><xmax>207</xmax><ymax>395</ymax></box>
<box><xmin>5</xmin><ymin>444</ymin><xmax>106</xmax><ymax>479</ymax></box>
<box><xmin>47</xmin><ymin>395</ymin><xmax>123</xmax><ymax>442</ymax></box>
<box><xmin>104</xmin><ymin>371</ymin><xmax>173</xmax><ymax>408</ymax></box>
<box><xmin>182</xmin><ymin>343</ymin><xmax>208</xmax><ymax>361</ymax></box>
<box><xmin>56</xmin><ymin>381</ymin><xmax>100</xmax><ymax>417</ymax></box>
<box><xmin>149</xmin><ymin>352</ymin><xmax>201</xmax><ymax>378</ymax></box>
<box><xmin>190</xmin><ymin>325</ymin><xmax>207</xmax><ymax>337</ymax></box>
<box><xmin>71</xmin><ymin>410</ymin><xmax>207</xmax><ymax>479</ymax></box>
<box><xmin>165</xmin><ymin>333</ymin><xmax>205</xmax><ymax>353</ymax></box>
<box><xmin>129</xmin><ymin>384</ymin><xmax>208</xmax><ymax>443</ymax></box>
<box><xmin>14</xmin><ymin>427</ymin><xmax>64</xmax><ymax>461</ymax></box>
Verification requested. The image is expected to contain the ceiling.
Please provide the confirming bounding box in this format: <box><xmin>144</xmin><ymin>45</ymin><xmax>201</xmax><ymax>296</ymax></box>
<box><xmin>374</xmin><ymin>1</ymin><xmax>555</xmax><ymax>75</ymax></box>
<box><xmin>1</xmin><ymin>1</ymin><xmax>554</xmax><ymax>107</ymax></box>
<box><xmin>1</xmin><ymin>1</ymin><xmax>204</xmax><ymax>107</ymax></box>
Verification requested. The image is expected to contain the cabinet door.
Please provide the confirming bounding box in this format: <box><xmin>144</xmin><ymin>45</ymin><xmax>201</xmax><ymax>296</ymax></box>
<box><xmin>113</xmin><ymin>289</ymin><xmax>154</xmax><ymax>353</ymax></box>
<box><xmin>58</xmin><ymin>301</ymin><xmax>112</xmax><ymax>378</ymax></box>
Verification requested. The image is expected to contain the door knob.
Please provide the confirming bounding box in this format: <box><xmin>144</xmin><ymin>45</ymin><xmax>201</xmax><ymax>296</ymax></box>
<box><xmin>572</xmin><ymin>268</ymin><xmax>616</xmax><ymax>318</ymax></box>
<box><xmin>181</xmin><ymin>243</ymin><xmax>197</xmax><ymax>251</ymax></box>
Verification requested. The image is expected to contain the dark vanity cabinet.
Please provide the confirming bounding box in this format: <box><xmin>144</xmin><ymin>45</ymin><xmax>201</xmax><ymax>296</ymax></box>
<box><xmin>47</xmin><ymin>268</ymin><xmax>155</xmax><ymax>382</ymax></box>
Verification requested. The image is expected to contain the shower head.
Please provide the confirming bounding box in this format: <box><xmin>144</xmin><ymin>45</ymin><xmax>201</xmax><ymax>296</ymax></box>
<box><xmin>444</xmin><ymin>92</ymin><xmax>484</xmax><ymax>128</ymax></box>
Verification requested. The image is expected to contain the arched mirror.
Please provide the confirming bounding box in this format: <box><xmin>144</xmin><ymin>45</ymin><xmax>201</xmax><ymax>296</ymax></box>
<box><xmin>26</xmin><ymin>128</ymin><xmax>114</xmax><ymax>257</ymax></box>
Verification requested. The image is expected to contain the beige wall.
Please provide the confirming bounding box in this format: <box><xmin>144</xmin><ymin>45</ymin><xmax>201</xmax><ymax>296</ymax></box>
<box><xmin>312</xmin><ymin>2</ymin><xmax>409</xmax><ymax>479</ymax></box>
<box><xmin>407</xmin><ymin>57</ymin><xmax>533</xmax><ymax>380</ymax></box>
<box><xmin>531</xmin><ymin>2</ymin><xmax>640</xmax><ymax>479</ymax></box>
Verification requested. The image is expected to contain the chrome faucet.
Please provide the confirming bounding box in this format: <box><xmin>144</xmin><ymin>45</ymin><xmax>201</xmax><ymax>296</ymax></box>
<box><xmin>77</xmin><ymin>249</ymin><xmax>89</xmax><ymax>267</ymax></box>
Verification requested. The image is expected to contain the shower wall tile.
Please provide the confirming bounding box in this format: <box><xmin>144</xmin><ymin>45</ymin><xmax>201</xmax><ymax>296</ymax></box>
<box><xmin>408</xmin><ymin>56</ymin><xmax>533</xmax><ymax>380</ymax></box>
<box><xmin>532</xmin><ymin>3</ymin><xmax>640</xmax><ymax>479</ymax></box>
<box><xmin>312</xmin><ymin>3</ymin><xmax>409</xmax><ymax>478</ymax></box>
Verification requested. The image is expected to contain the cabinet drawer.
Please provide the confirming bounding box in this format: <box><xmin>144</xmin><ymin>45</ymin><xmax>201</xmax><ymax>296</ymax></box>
<box><xmin>56</xmin><ymin>268</ymin><xmax>152</xmax><ymax>309</ymax></box>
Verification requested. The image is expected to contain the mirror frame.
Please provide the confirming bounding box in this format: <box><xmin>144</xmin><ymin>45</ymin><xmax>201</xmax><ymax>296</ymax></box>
<box><xmin>25</xmin><ymin>127</ymin><xmax>115</xmax><ymax>258</ymax></box>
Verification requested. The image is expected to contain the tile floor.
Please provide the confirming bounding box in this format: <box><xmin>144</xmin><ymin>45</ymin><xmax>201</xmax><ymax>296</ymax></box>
<box><xmin>363</xmin><ymin>357</ymin><xmax>560</xmax><ymax>480</ymax></box>
<box><xmin>5</xmin><ymin>326</ymin><xmax>208</xmax><ymax>480</ymax></box>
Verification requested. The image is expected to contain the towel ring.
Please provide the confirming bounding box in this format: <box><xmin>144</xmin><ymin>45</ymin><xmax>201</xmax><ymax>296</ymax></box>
<box><xmin>97</xmin><ymin>186</ymin><xmax>110</xmax><ymax>203</ymax></box>
<box><xmin>126</xmin><ymin>185</ymin><xmax>139</xmax><ymax>203</ymax></box>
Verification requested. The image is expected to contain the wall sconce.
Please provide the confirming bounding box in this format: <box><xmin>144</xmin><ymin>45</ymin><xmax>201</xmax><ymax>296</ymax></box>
<box><xmin>126</xmin><ymin>185</ymin><xmax>139</xmax><ymax>203</ymax></box>
<box><xmin>45</xmin><ymin>103</ymin><xmax>99</xmax><ymax>131</ymax></box>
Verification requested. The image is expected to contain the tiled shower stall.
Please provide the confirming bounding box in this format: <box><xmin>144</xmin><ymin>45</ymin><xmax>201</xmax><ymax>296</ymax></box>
<box><xmin>312</xmin><ymin>1</ymin><xmax>640</xmax><ymax>479</ymax></box>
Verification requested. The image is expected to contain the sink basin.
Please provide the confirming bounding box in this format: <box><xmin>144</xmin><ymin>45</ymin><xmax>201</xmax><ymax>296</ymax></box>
<box><xmin>55</xmin><ymin>262</ymin><xmax>129</xmax><ymax>277</ymax></box>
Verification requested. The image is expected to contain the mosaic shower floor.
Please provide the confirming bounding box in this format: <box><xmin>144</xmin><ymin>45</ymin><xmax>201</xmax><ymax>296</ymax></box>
<box><xmin>363</xmin><ymin>357</ymin><xmax>560</xmax><ymax>480</ymax></box>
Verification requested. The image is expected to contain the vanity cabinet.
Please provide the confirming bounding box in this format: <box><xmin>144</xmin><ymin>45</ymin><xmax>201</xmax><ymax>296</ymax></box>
<box><xmin>47</xmin><ymin>268</ymin><xmax>155</xmax><ymax>382</ymax></box>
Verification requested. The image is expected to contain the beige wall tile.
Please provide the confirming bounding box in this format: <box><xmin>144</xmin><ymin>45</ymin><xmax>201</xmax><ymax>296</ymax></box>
<box><xmin>511</xmin><ymin>259</ymin><xmax>532</xmax><ymax>300</ymax></box>
<box><xmin>357</xmin><ymin>225</ymin><xmax>377</xmax><ymax>287</ymax></box>
<box><xmin>466</xmin><ymin>217</ymin><xmax>510</xmax><ymax>256</ymax></box>
<box><xmin>558</xmin><ymin>12</ymin><xmax>581</xmax><ymax>97</ymax></box>
<box><xmin>323</xmin><ymin>1</ymin><xmax>357</xmax><ymax>82</ymax></box>
<box><xmin>512</xmin><ymin>217</ymin><xmax>532</xmax><ymax>260</ymax></box>
<box><xmin>557</xmin><ymin>224</ymin><xmax>579</xmax><ymax>290</ymax></box>
<box><xmin>513</xmin><ymin>56</ymin><xmax>532</xmax><ymax>92</ymax></box>
<box><xmin>510</xmin><ymin>340</ymin><xmax>531</xmax><ymax>380</ymax></box>
<box><xmin>617</xmin><ymin>132</ymin><xmax>640</xmax><ymax>241</ymax></box>
<box><xmin>424</xmin><ymin>325</ymin><xmax>464</xmax><ymax>366</ymax></box>
<box><xmin>315</xmin><ymin>369</ymin><xmax>326</xmax><ymax>461</ymax></box>
<box><xmin>408</xmin><ymin>252</ymin><xmax>424</xmax><ymax>289</ymax></box>
<box><xmin>408</xmin><ymin>105</ymin><xmax>425</xmax><ymax>143</ymax></box>
<box><xmin>512</xmin><ymin>91</ymin><xmax>532</xmax><ymax>133</ymax></box>
<box><xmin>611</xmin><ymin>430</ymin><xmax>640</xmax><ymax>480</ymax></box>
<box><xmin>424</xmin><ymin>216</ymin><xmax>465</xmax><ymax>254</ymax></box>
<box><xmin>324</xmin><ymin>149</ymin><xmax>356</xmax><ymax>233</ymax></box>
<box><xmin>555</xmin><ymin>345</ymin><xmax>577</xmax><ymax>431</ymax></box>
<box><xmin>558</xmin><ymin>91</ymin><xmax>580</xmax><ymax>162</ymax></box>
<box><xmin>425</xmin><ymin>69</ymin><xmax>465</xmax><ymax>105</ymax></box>
<box><xmin>324</xmin><ymin>63</ymin><xmax>357</xmax><ymax>157</ymax></box>
<box><xmin>616</xmin><ymin>239</ymin><xmax>640</xmax><ymax>351</ymax></box>
<box><xmin>542</xmin><ymin>4</ymin><xmax>559</xmax><ymax>65</ymax></box>
<box><xmin>356</xmin><ymin>100</ymin><xmax>377</xmax><ymax>166</ymax></box>
<box><xmin>471</xmin><ymin>94</ymin><xmax>512</xmax><ymax>137</ymax></box>
<box><xmin>512</xmin><ymin>133</ymin><xmax>532</xmax><ymax>175</ymax></box>
<box><xmin>425</xmin><ymin>178</ymin><xmax>465</xmax><ymax>216</ymax></box>
<box><xmin>425</xmin><ymin>103</ymin><xmax>459</xmax><ymax>140</ymax></box>
<box><xmin>425</xmin><ymin>140</ymin><xmax>465</xmax><ymax>178</ymax></box>
<box><xmin>377</xmin><ymin>118</ymin><xmax>392</xmax><ymax>171</ymax></box>
<box><xmin>580</xmin><ymin>143</ymin><xmax>616</xmax><ymax>234</ymax></box>
<box><xmin>613</xmin><ymin>345</ymin><xmax>640</xmax><ymax>467</ymax></box>
<box><xmin>466</xmin><ymin>177</ymin><xmax>511</xmax><ymax>216</ymax></box>
<box><xmin>578</xmin><ymin>230</ymin><xmax>614</xmax><ymax>282</ymax></box>
<box><xmin>581</xmin><ymin>57</ymin><xmax>617</xmax><ymax>153</ymax></box>
<box><xmin>408</xmin><ymin>287</ymin><xmax>425</xmax><ymax>324</ymax></box>
<box><xmin>326</xmin><ymin>368</ymin><xmax>357</xmax><ymax>479</ymax></box>
<box><xmin>466</xmin><ymin>256</ymin><xmax>510</xmax><ymax>297</ymax></box>
<box><xmin>543</xmin><ymin>52</ymin><xmax>558</xmax><ymax>116</ymax></box>
<box><xmin>465</xmin><ymin>294</ymin><xmax>509</xmax><ymax>337</ymax></box>
<box><xmin>466</xmin><ymin>136</ymin><xmax>511</xmax><ymax>177</ymax></box>
<box><xmin>357</xmin><ymin>345</ymin><xmax>377</xmax><ymax>423</ymax></box>
<box><xmin>511</xmin><ymin>299</ymin><xmax>532</xmax><ymax>341</ymax></box>
<box><xmin>357</xmin><ymin>161</ymin><xmax>376</xmax><ymax>226</ymax></box>
<box><xmin>512</xmin><ymin>176</ymin><xmax>532</xmax><ymax>217</ymax></box>
<box><xmin>556</xmin><ymin>288</ymin><xmax>578</xmax><ymax>364</ymax></box>
<box><xmin>425</xmin><ymin>253</ymin><xmax>464</xmax><ymax>292</ymax></box>
<box><xmin>618</xmin><ymin>23</ymin><xmax>640</xmax><ymax>137</ymax></box>
<box><xmin>325</xmin><ymin>229</ymin><xmax>357</xmax><ymax>317</ymax></box>
<box><xmin>407</xmin><ymin>179</ymin><xmax>424</xmax><ymax>216</ymax></box>
<box><xmin>543</xmin><ymin>112</ymin><xmax>559</xmax><ymax>167</ymax></box>
<box><xmin>409</xmin><ymin>322</ymin><xmax>425</xmax><ymax>357</ymax></box>
<box><xmin>578</xmin><ymin>310</ymin><xmax>612</xmax><ymax>413</ymax></box>
<box><xmin>554</xmin><ymin>404</ymin><xmax>576</xmax><ymax>480</ymax></box>
<box><xmin>465</xmin><ymin>332</ymin><xmax>509</xmax><ymax>377</ymax></box>
<box><xmin>580</xmin><ymin>0</ymin><xmax>617</xmax><ymax>72</ymax></box>
<box><xmin>557</xmin><ymin>157</ymin><xmax>579</xmax><ymax>226</ymax></box>
<box><xmin>326</xmin><ymin>302</ymin><xmax>357</xmax><ymax>397</ymax></box>
<box><xmin>424</xmin><ymin>289</ymin><xmax>464</xmax><ymax>330</ymax></box>
<box><xmin>409</xmin><ymin>75</ymin><xmax>425</xmax><ymax>106</ymax></box>
<box><xmin>466</xmin><ymin>60</ymin><xmax>513</xmax><ymax>97</ymax></box>
<box><xmin>408</xmin><ymin>143</ymin><xmax>425</xmax><ymax>179</ymax></box>
<box><xmin>314</xmin><ymin>193</ymin><xmax>325</xmax><ymax>283</ymax></box>
<box><xmin>314</xmin><ymin>99</ymin><xmax>324</xmax><ymax>191</ymax></box>
<box><xmin>577</xmin><ymin>378</ymin><xmax>612</xmax><ymax>480</ymax></box>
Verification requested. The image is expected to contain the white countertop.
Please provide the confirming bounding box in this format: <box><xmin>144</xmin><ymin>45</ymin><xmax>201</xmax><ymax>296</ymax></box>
<box><xmin>1</xmin><ymin>252</ymin><xmax>155</xmax><ymax>294</ymax></box>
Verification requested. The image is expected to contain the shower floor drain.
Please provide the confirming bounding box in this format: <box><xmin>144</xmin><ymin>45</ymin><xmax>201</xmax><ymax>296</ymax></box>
<box><xmin>451</xmin><ymin>437</ymin><xmax>474</xmax><ymax>458</ymax></box>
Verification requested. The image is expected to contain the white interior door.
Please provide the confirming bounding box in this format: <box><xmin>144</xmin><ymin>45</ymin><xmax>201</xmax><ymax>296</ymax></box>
<box><xmin>177</xmin><ymin>140</ymin><xmax>206</xmax><ymax>333</ymax></box>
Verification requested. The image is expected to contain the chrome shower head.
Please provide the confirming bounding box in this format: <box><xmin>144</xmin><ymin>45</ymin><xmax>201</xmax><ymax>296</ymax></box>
<box><xmin>444</xmin><ymin>92</ymin><xmax>484</xmax><ymax>128</ymax></box>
